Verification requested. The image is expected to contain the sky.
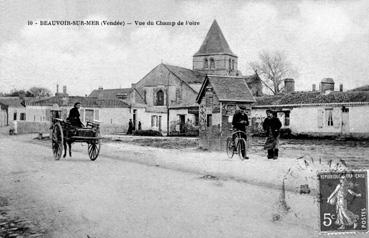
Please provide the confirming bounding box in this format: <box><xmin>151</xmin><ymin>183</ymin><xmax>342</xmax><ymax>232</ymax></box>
<box><xmin>0</xmin><ymin>0</ymin><xmax>368</xmax><ymax>96</ymax></box>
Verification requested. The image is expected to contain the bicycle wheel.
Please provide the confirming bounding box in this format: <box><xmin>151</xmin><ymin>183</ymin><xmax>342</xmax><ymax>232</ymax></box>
<box><xmin>237</xmin><ymin>138</ymin><xmax>248</xmax><ymax>160</ymax></box>
<box><xmin>226</xmin><ymin>137</ymin><xmax>235</xmax><ymax>158</ymax></box>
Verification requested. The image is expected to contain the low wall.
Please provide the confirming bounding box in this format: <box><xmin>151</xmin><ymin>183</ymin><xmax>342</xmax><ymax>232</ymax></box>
<box><xmin>10</xmin><ymin>121</ymin><xmax>125</xmax><ymax>136</ymax></box>
<box><xmin>100</xmin><ymin>124</ymin><xmax>126</xmax><ymax>135</ymax></box>
<box><xmin>11</xmin><ymin>121</ymin><xmax>50</xmax><ymax>134</ymax></box>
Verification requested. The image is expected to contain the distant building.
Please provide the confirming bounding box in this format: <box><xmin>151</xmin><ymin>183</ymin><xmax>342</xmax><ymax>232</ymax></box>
<box><xmin>26</xmin><ymin>95</ymin><xmax>130</xmax><ymax>134</ymax></box>
<box><xmin>252</xmin><ymin>79</ymin><xmax>369</xmax><ymax>138</ymax></box>
<box><xmin>0</xmin><ymin>97</ymin><xmax>28</xmax><ymax>127</ymax></box>
<box><xmin>88</xmin><ymin>20</ymin><xmax>262</xmax><ymax>135</ymax></box>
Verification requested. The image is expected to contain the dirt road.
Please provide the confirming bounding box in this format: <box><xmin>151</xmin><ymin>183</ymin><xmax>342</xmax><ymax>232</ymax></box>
<box><xmin>0</xmin><ymin>134</ymin><xmax>363</xmax><ymax>238</ymax></box>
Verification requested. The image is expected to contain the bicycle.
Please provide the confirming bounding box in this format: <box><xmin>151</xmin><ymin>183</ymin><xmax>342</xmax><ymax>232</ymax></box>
<box><xmin>226</xmin><ymin>130</ymin><xmax>248</xmax><ymax>160</ymax></box>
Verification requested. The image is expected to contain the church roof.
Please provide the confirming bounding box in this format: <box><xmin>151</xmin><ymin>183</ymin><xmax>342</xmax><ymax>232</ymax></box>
<box><xmin>194</xmin><ymin>20</ymin><xmax>236</xmax><ymax>57</ymax></box>
<box><xmin>196</xmin><ymin>75</ymin><xmax>255</xmax><ymax>103</ymax></box>
<box><xmin>163</xmin><ymin>64</ymin><xmax>205</xmax><ymax>85</ymax></box>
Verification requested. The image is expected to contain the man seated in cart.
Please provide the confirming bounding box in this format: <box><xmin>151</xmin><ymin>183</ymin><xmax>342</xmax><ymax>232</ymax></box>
<box><xmin>67</xmin><ymin>102</ymin><xmax>83</xmax><ymax>128</ymax></box>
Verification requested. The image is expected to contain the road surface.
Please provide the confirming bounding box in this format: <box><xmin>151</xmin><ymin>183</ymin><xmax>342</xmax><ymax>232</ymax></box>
<box><xmin>0</xmin><ymin>134</ymin><xmax>363</xmax><ymax>238</ymax></box>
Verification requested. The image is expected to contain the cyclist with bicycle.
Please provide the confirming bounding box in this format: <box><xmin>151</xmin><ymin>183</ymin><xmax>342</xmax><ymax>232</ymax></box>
<box><xmin>231</xmin><ymin>105</ymin><xmax>249</xmax><ymax>159</ymax></box>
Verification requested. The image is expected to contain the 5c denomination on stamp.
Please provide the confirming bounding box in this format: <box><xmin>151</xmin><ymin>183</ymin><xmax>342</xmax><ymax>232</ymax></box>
<box><xmin>318</xmin><ymin>170</ymin><xmax>368</xmax><ymax>234</ymax></box>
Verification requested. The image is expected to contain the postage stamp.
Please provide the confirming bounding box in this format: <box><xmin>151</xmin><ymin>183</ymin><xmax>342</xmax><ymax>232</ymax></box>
<box><xmin>318</xmin><ymin>170</ymin><xmax>368</xmax><ymax>234</ymax></box>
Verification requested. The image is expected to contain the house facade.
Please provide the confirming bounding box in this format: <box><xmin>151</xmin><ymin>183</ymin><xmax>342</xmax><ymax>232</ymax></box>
<box><xmin>0</xmin><ymin>97</ymin><xmax>28</xmax><ymax>127</ymax></box>
<box><xmin>26</xmin><ymin>95</ymin><xmax>130</xmax><ymax>135</ymax></box>
<box><xmin>196</xmin><ymin>75</ymin><xmax>255</xmax><ymax>150</ymax></box>
<box><xmin>251</xmin><ymin>79</ymin><xmax>369</xmax><ymax>138</ymax></box>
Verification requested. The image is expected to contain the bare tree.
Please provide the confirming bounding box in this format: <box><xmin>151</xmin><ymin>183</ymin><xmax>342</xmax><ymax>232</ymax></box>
<box><xmin>250</xmin><ymin>51</ymin><xmax>296</xmax><ymax>95</ymax></box>
<box><xmin>28</xmin><ymin>87</ymin><xmax>51</xmax><ymax>97</ymax></box>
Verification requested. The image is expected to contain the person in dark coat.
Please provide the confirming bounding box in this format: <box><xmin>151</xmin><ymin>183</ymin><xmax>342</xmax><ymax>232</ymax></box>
<box><xmin>232</xmin><ymin>105</ymin><xmax>249</xmax><ymax>137</ymax></box>
<box><xmin>138</xmin><ymin>121</ymin><xmax>142</xmax><ymax>130</ymax></box>
<box><xmin>67</xmin><ymin>102</ymin><xmax>83</xmax><ymax>128</ymax></box>
<box><xmin>127</xmin><ymin>119</ymin><xmax>133</xmax><ymax>135</ymax></box>
<box><xmin>231</xmin><ymin>105</ymin><xmax>249</xmax><ymax>159</ymax></box>
<box><xmin>263</xmin><ymin>110</ymin><xmax>282</xmax><ymax>159</ymax></box>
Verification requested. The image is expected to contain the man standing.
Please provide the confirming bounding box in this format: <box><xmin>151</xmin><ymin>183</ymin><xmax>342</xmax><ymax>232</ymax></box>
<box><xmin>263</xmin><ymin>110</ymin><xmax>282</xmax><ymax>160</ymax></box>
<box><xmin>127</xmin><ymin>119</ymin><xmax>133</xmax><ymax>135</ymax></box>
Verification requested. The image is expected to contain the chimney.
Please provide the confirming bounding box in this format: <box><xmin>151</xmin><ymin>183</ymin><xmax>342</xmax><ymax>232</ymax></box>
<box><xmin>284</xmin><ymin>78</ymin><xmax>295</xmax><ymax>93</ymax></box>
<box><xmin>320</xmin><ymin>78</ymin><xmax>335</xmax><ymax>93</ymax></box>
<box><xmin>339</xmin><ymin>84</ymin><xmax>343</xmax><ymax>92</ymax></box>
<box><xmin>98</xmin><ymin>86</ymin><xmax>103</xmax><ymax>90</ymax></box>
<box><xmin>56</xmin><ymin>84</ymin><xmax>59</xmax><ymax>94</ymax></box>
<box><xmin>63</xmin><ymin>86</ymin><xmax>67</xmax><ymax>94</ymax></box>
<box><xmin>312</xmin><ymin>84</ymin><xmax>316</xmax><ymax>91</ymax></box>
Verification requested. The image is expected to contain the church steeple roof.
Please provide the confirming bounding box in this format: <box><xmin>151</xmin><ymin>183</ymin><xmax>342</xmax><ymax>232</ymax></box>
<box><xmin>194</xmin><ymin>20</ymin><xmax>236</xmax><ymax>57</ymax></box>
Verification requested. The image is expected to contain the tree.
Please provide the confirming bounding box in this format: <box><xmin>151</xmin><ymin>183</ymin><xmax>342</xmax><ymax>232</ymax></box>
<box><xmin>250</xmin><ymin>51</ymin><xmax>297</xmax><ymax>95</ymax></box>
<box><xmin>28</xmin><ymin>87</ymin><xmax>51</xmax><ymax>97</ymax></box>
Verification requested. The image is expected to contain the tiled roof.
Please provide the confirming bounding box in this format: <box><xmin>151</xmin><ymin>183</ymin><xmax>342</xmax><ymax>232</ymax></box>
<box><xmin>255</xmin><ymin>91</ymin><xmax>369</xmax><ymax>106</ymax></box>
<box><xmin>350</xmin><ymin>85</ymin><xmax>369</xmax><ymax>92</ymax></box>
<box><xmin>89</xmin><ymin>88</ymin><xmax>131</xmax><ymax>99</ymax></box>
<box><xmin>197</xmin><ymin>76</ymin><xmax>255</xmax><ymax>103</ymax></box>
<box><xmin>163</xmin><ymin>64</ymin><xmax>205</xmax><ymax>85</ymax></box>
<box><xmin>0</xmin><ymin>97</ymin><xmax>32</xmax><ymax>107</ymax></box>
<box><xmin>27</xmin><ymin>96</ymin><xmax>129</xmax><ymax>108</ymax></box>
<box><xmin>193</xmin><ymin>20</ymin><xmax>236</xmax><ymax>57</ymax></box>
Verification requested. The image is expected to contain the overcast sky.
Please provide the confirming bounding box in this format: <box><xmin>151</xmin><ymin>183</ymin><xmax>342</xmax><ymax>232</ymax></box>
<box><xmin>1</xmin><ymin>0</ymin><xmax>368</xmax><ymax>96</ymax></box>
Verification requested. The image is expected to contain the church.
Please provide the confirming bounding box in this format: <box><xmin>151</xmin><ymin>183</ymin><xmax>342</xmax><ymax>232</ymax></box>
<box><xmin>90</xmin><ymin>20</ymin><xmax>262</xmax><ymax>135</ymax></box>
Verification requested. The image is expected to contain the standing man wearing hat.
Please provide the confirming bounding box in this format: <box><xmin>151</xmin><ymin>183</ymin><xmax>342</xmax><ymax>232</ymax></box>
<box><xmin>263</xmin><ymin>110</ymin><xmax>282</xmax><ymax>159</ymax></box>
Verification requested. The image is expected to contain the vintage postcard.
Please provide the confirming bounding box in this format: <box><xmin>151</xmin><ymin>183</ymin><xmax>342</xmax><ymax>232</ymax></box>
<box><xmin>1</xmin><ymin>0</ymin><xmax>369</xmax><ymax>237</ymax></box>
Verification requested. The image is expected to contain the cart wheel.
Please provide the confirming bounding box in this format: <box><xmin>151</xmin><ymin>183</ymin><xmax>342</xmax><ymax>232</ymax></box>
<box><xmin>88</xmin><ymin>139</ymin><xmax>100</xmax><ymax>161</ymax></box>
<box><xmin>237</xmin><ymin>138</ymin><xmax>248</xmax><ymax>160</ymax></box>
<box><xmin>52</xmin><ymin>123</ymin><xmax>64</xmax><ymax>160</ymax></box>
<box><xmin>226</xmin><ymin>137</ymin><xmax>235</xmax><ymax>159</ymax></box>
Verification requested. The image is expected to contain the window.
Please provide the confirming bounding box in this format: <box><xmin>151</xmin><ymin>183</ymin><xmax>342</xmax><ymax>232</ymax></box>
<box><xmin>194</xmin><ymin>114</ymin><xmax>199</xmax><ymax>126</ymax></box>
<box><xmin>284</xmin><ymin>111</ymin><xmax>290</xmax><ymax>126</ymax></box>
<box><xmin>95</xmin><ymin>109</ymin><xmax>99</xmax><ymax>121</ymax></box>
<box><xmin>20</xmin><ymin>113</ymin><xmax>26</xmax><ymax>121</ymax></box>
<box><xmin>156</xmin><ymin>90</ymin><xmax>164</xmax><ymax>106</ymax></box>
<box><xmin>325</xmin><ymin>109</ymin><xmax>333</xmax><ymax>126</ymax></box>
<box><xmin>204</xmin><ymin>58</ymin><xmax>208</xmax><ymax>68</ymax></box>
<box><xmin>210</xmin><ymin>58</ymin><xmax>215</xmax><ymax>69</ymax></box>
<box><xmin>176</xmin><ymin>88</ymin><xmax>181</xmax><ymax>103</ymax></box>
<box><xmin>151</xmin><ymin>115</ymin><xmax>157</xmax><ymax>127</ymax></box>
<box><xmin>13</xmin><ymin>112</ymin><xmax>17</xmax><ymax>121</ymax></box>
<box><xmin>205</xmin><ymin>94</ymin><xmax>213</xmax><ymax>107</ymax></box>
<box><xmin>229</xmin><ymin>58</ymin><xmax>231</xmax><ymax>70</ymax></box>
<box><xmin>207</xmin><ymin>114</ymin><xmax>212</xmax><ymax>127</ymax></box>
<box><xmin>232</xmin><ymin>60</ymin><xmax>235</xmax><ymax>70</ymax></box>
<box><xmin>85</xmin><ymin>109</ymin><xmax>94</xmax><ymax>122</ymax></box>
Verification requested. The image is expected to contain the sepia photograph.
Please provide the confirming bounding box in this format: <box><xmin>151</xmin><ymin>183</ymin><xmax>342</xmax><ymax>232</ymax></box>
<box><xmin>0</xmin><ymin>0</ymin><xmax>369</xmax><ymax>237</ymax></box>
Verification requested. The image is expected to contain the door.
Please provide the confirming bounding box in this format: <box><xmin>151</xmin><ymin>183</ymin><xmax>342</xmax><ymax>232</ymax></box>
<box><xmin>133</xmin><ymin>109</ymin><xmax>137</xmax><ymax>130</ymax></box>
<box><xmin>341</xmin><ymin>107</ymin><xmax>349</xmax><ymax>135</ymax></box>
<box><xmin>179</xmin><ymin>115</ymin><xmax>185</xmax><ymax>133</ymax></box>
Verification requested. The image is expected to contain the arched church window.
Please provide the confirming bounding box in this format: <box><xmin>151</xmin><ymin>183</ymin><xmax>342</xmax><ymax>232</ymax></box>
<box><xmin>229</xmin><ymin>58</ymin><xmax>231</xmax><ymax>70</ymax></box>
<box><xmin>204</xmin><ymin>58</ymin><xmax>208</xmax><ymax>68</ymax></box>
<box><xmin>210</xmin><ymin>58</ymin><xmax>215</xmax><ymax>69</ymax></box>
<box><xmin>156</xmin><ymin>90</ymin><xmax>164</xmax><ymax>106</ymax></box>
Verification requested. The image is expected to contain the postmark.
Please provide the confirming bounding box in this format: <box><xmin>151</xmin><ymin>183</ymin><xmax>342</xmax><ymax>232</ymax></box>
<box><xmin>318</xmin><ymin>170</ymin><xmax>368</xmax><ymax>234</ymax></box>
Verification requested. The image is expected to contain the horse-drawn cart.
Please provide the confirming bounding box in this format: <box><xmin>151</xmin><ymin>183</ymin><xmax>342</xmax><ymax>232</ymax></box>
<box><xmin>50</xmin><ymin>107</ymin><xmax>101</xmax><ymax>161</ymax></box>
